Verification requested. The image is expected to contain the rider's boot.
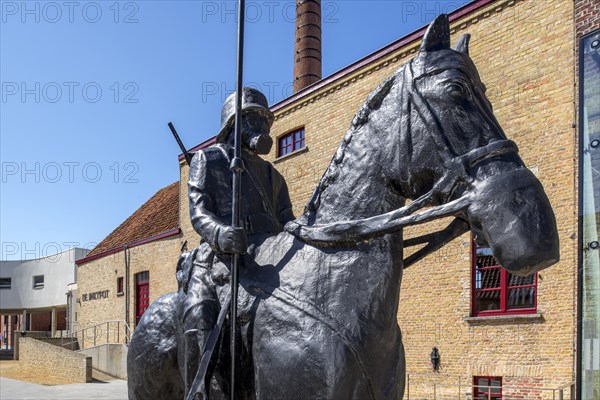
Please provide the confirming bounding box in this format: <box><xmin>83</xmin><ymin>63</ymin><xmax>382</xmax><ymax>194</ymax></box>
<box><xmin>184</xmin><ymin>328</ymin><xmax>211</xmax><ymax>400</ymax></box>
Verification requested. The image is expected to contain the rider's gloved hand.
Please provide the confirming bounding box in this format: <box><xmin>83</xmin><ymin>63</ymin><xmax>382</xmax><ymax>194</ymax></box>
<box><xmin>217</xmin><ymin>226</ymin><xmax>248</xmax><ymax>254</ymax></box>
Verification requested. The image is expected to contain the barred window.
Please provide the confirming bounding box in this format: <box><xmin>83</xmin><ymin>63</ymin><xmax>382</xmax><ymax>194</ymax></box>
<box><xmin>472</xmin><ymin>243</ymin><xmax>537</xmax><ymax>316</ymax></box>
<box><xmin>473</xmin><ymin>376</ymin><xmax>502</xmax><ymax>399</ymax></box>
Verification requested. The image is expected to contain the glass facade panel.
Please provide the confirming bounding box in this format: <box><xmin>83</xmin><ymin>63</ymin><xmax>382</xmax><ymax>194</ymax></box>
<box><xmin>135</xmin><ymin>271</ymin><xmax>149</xmax><ymax>284</ymax></box>
<box><xmin>476</xmin><ymin>289</ymin><xmax>501</xmax><ymax>312</ymax></box>
<box><xmin>508</xmin><ymin>273</ymin><xmax>535</xmax><ymax>286</ymax></box>
<box><xmin>580</xmin><ymin>29</ymin><xmax>600</xmax><ymax>400</ymax></box>
<box><xmin>507</xmin><ymin>287</ymin><xmax>535</xmax><ymax>308</ymax></box>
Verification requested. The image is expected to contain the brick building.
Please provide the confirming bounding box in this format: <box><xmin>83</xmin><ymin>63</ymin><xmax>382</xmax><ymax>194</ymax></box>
<box><xmin>76</xmin><ymin>0</ymin><xmax>599</xmax><ymax>397</ymax></box>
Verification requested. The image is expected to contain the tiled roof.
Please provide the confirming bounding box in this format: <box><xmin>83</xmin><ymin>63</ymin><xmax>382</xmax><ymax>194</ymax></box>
<box><xmin>86</xmin><ymin>182</ymin><xmax>180</xmax><ymax>258</ymax></box>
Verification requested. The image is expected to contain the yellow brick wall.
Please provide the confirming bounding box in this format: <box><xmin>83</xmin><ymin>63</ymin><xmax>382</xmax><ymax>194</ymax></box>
<box><xmin>264</xmin><ymin>0</ymin><xmax>576</xmax><ymax>395</ymax></box>
<box><xmin>76</xmin><ymin>235</ymin><xmax>183</xmax><ymax>347</ymax></box>
<box><xmin>19</xmin><ymin>337</ymin><xmax>92</xmax><ymax>383</ymax></box>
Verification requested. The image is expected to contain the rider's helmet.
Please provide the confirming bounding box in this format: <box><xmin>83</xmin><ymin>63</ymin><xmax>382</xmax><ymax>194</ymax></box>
<box><xmin>216</xmin><ymin>88</ymin><xmax>274</xmax><ymax>143</ymax></box>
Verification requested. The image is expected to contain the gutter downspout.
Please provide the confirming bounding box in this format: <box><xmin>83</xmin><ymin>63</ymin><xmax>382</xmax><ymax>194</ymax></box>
<box><xmin>124</xmin><ymin>245</ymin><xmax>130</xmax><ymax>342</ymax></box>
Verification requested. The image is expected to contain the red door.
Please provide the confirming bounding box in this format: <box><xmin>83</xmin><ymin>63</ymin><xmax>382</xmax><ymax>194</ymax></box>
<box><xmin>135</xmin><ymin>272</ymin><xmax>150</xmax><ymax>324</ymax></box>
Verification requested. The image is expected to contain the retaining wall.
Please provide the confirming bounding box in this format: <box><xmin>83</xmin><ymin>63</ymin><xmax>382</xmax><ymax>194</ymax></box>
<box><xmin>19</xmin><ymin>337</ymin><xmax>91</xmax><ymax>383</ymax></box>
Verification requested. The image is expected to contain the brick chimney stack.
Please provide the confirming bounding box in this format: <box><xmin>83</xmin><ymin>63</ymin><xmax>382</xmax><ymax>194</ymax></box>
<box><xmin>293</xmin><ymin>0</ymin><xmax>322</xmax><ymax>93</ymax></box>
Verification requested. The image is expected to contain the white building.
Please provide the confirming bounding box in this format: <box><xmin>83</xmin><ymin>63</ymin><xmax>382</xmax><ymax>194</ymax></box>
<box><xmin>0</xmin><ymin>247</ymin><xmax>89</xmax><ymax>349</ymax></box>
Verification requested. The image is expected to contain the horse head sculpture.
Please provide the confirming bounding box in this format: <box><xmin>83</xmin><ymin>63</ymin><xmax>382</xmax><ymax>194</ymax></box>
<box><xmin>128</xmin><ymin>14</ymin><xmax>560</xmax><ymax>400</ymax></box>
<box><xmin>287</xmin><ymin>14</ymin><xmax>559</xmax><ymax>277</ymax></box>
<box><xmin>411</xmin><ymin>16</ymin><xmax>559</xmax><ymax>276</ymax></box>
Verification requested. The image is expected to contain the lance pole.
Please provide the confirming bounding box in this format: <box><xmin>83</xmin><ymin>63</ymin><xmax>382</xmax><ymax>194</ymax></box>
<box><xmin>230</xmin><ymin>0</ymin><xmax>245</xmax><ymax>399</ymax></box>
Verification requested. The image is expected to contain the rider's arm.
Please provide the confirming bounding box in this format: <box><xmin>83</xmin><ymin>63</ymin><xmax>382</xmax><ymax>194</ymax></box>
<box><xmin>188</xmin><ymin>151</ymin><xmax>225</xmax><ymax>252</ymax></box>
<box><xmin>188</xmin><ymin>151</ymin><xmax>247</xmax><ymax>254</ymax></box>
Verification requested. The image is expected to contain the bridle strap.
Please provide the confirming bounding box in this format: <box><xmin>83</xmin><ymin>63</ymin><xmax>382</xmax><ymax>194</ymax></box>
<box><xmin>285</xmin><ymin>139</ymin><xmax>518</xmax><ymax>245</ymax></box>
<box><xmin>458</xmin><ymin>139</ymin><xmax>518</xmax><ymax>168</ymax></box>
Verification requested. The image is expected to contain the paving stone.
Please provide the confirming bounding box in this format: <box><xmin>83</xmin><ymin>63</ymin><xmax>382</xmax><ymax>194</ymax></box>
<box><xmin>0</xmin><ymin>377</ymin><xmax>128</xmax><ymax>400</ymax></box>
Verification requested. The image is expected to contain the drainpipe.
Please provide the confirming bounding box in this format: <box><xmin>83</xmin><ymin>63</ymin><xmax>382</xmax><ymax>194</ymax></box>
<box><xmin>124</xmin><ymin>245</ymin><xmax>130</xmax><ymax>338</ymax></box>
<box><xmin>65</xmin><ymin>291</ymin><xmax>71</xmax><ymax>335</ymax></box>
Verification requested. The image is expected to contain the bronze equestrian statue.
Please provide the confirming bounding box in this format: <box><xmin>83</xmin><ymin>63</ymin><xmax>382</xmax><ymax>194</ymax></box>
<box><xmin>183</xmin><ymin>88</ymin><xmax>295</xmax><ymax>399</ymax></box>
<box><xmin>127</xmin><ymin>14</ymin><xmax>559</xmax><ymax>400</ymax></box>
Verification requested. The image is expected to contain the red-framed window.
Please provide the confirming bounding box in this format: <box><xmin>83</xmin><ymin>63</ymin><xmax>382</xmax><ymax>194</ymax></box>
<box><xmin>473</xmin><ymin>376</ymin><xmax>502</xmax><ymax>399</ymax></box>
<box><xmin>278</xmin><ymin>127</ymin><xmax>305</xmax><ymax>157</ymax></box>
<box><xmin>472</xmin><ymin>243</ymin><xmax>537</xmax><ymax>316</ymax></box>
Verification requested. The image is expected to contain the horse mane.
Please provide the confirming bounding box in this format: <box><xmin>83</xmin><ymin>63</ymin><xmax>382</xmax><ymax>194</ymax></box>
<box><xmin>301</xmin><ymin>65</ymin><xmax>406</xmax><ymax>223</ymax></box>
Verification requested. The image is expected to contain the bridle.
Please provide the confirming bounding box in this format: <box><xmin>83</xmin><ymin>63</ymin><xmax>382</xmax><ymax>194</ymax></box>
<box><xmin>285</xmin><ymin>139</ymin><xmax>518</xmax><ymax>245</ymax></box>
<box><xmin>285</xmin><ymin>60</ymin><xmax>520</xmax><ymax>259</ymax></box>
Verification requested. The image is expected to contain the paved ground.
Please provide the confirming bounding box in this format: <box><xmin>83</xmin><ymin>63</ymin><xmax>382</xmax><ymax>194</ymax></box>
<box><xmin>0</xmin><ymin>377</ymin><xmax>128</xmax><ymax>400</ymax></box>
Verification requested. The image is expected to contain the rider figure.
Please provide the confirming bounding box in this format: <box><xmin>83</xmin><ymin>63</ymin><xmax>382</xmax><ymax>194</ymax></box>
<box><xmin>181</xmin><ymin>88</ymin><xmax>295</xmax><ymax>399</ymax></box>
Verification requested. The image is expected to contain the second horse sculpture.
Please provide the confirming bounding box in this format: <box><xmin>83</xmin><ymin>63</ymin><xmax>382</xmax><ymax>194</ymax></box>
<box><xmin>128</xmin><ymin>14</ymin><xmax>559</xmax><ymax>400</ymax></box>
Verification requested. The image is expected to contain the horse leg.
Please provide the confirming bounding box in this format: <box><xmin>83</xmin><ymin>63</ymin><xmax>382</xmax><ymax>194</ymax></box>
<box><xmin>127</xmin><ymin>292</ymin><xmax>184</xmax><ymax>400</ymax></box>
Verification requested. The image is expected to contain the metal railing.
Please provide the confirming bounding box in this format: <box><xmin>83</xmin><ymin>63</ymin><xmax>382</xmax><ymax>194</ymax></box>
<box><xmin>405</xmin><ymin>374</ymin><xmax>575</xmax><ymax>400</ymax></box>
<box><xmin>21</xmin><ymin>321</ymin><xmax>132</xmax><ymax>350</ymax></box>
<box><xmin>69</xmin><ymin>320</ymin><xmax>132</xmax><ymax>349</ymax></box>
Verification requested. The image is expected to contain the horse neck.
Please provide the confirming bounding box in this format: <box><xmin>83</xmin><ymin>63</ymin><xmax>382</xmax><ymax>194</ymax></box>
<box><xmin>304</xmin><ymin>122</ymin><xmax>404</xmax><ymax>225</ymax></box>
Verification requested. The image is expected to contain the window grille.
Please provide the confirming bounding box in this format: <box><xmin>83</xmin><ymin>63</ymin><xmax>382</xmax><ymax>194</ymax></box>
<box><xmin>472</xmin><ymin>243</ymin><xmax>537</xmax><ymax>316</ymax></box>
<box><xmin>278</xmin><ymin>128</ymin><xmax>305</xmax><ymax>157</ymax></box>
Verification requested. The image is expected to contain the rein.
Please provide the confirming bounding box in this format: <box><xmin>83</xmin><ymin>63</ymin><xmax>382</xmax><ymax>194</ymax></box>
<box><xmin>286</xmin><ymin>139</ymin><xmax>517</xmax><ymax>245</ymax></box>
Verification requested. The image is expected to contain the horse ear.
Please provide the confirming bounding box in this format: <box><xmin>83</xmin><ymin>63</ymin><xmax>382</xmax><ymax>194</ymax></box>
<box><xmin>454</xmin><ymin>34</ymin><xmax>471</xmax><ymax>54</ymax></box>
<box><xmin>420</xmin><ymin>14</ymin><xmax>451</xmax><ymax>52</ymax></box>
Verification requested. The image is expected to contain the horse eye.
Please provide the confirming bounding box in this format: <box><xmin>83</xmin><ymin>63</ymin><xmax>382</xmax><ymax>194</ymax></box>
<box><xmin>446</xmin><ymin>82</ymin><xmax>469</xmax><ymax>98</ymax></box>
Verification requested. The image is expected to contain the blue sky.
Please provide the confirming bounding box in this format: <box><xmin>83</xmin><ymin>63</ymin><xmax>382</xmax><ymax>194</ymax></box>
<box><xmin>0</xmin><ymin>0</ymin><xmax>470</xmax><ymax>260</ymax></box>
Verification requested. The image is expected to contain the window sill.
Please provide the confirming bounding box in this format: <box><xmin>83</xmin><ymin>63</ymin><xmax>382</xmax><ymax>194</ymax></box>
<box><xmin>116</xmin><ymin>292</ymin><xmax>124</xmax><ymax>297</ymax></box>
<box><xmin>464</xmin><ymin>313</ymin><xmax>544</xmax><ymax>324</ymax></box>
<box><xmin>33</xmin><ymin>286</ymin><xmax>44</xmax><ymax>290</ymax></box>
<box><xmin>274</xmin><ymin>147</ymin><xmax>309</xmax><ymax>163</ymax></box>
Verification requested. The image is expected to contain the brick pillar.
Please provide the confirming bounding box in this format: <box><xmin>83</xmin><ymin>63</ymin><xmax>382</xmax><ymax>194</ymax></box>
<box><xmin>293</xmin><ymin>0</ymin><xmax>322</xmax><ymax>93</ymax></box>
